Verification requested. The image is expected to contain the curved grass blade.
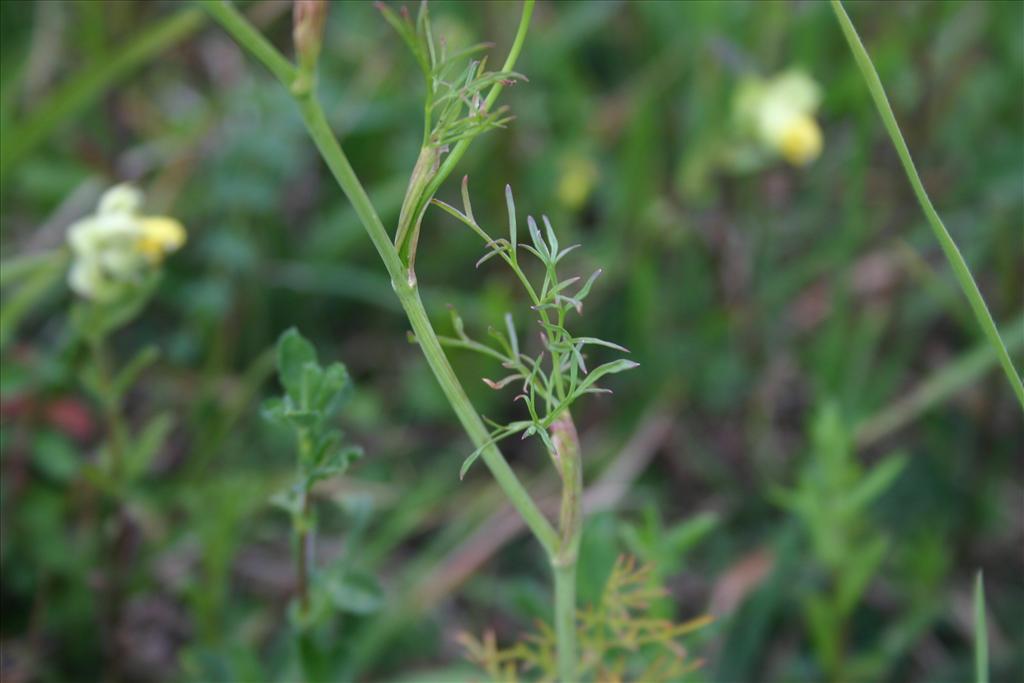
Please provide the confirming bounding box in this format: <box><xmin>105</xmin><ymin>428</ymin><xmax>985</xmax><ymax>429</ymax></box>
<box><xmin>831</xmin><ymin>0</ymin><xmax>1024</xmax><ymax>410</ymax></box>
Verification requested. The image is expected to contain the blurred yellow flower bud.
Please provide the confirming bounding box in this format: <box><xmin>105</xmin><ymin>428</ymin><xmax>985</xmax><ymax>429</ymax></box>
<box><xmin>778</xmin><ymin>113</ymin><xmax>822</xmax><ymax>166</ymax></box>
<box><xmin>557</xmin><ymin>154</ymin><xmax>599</xmax><ymax>210</ymax></box>
<box><xmin>66</xmin><ymin>184</ymin><xmax>186</xmax><ymax>301</ymax></box>
<box><xmin>137</xmin><ymin>217</ymin><xmax>187</xmax><ymax>263</ymax></box>
<box><xmin>734</xmin><ymin>69</ymin><xmax>824</xmax><ymax>167</ymax></box>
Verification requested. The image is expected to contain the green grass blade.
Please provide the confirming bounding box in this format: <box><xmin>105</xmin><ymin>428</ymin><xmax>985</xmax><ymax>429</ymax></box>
<box><xmin>0</xmin><ymin>8</ymin><xmax>206</xmax><ymax>183</ymax></box>
<box><xmin>830</xmin><ymin>0</ymin><xmax>1024</xmax><ymax>410</ymax></box>
<box><xmin>974</xmin><ymin>571</ymin><xmax>989</xmax><ymax>683</ymax></box>
<box><xmin>854</xmin><ymin>315</ymin><xmax>1024</xmax><ymax>447</ymax></box>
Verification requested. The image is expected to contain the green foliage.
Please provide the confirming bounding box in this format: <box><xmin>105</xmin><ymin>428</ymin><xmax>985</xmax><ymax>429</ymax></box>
<box><xmin>380</xmin><ymin>0</ymin><xmax>524</xmax><ymax>269</ymax></box>
<box><xmin>620</xmin><ymin>506</ymin><xmax>719</xmax><ymax>582</ymax></box>
<box><xmin>70</xmin><ymin>273</ymin><xmax>160</xmax><ymax>343</ymax></box>
<box><xmin>263</xmin><ymin>327</ymin><xmax>362</xmax><ymax>493</ymax></box>
<box><xmin>0</xmin><ymin>249</ymin><xmax>68</xmax><ymax>351</ymax></box>
<box><xmin>261</xmin><ymin>327</ymin><xmax>377</xmax><ymax>679</ymax></box>
<box><xmin>377</xmin><ymin>0</ymin><xmax>520</xmax><ymax>151</ymax></box>
<box><xmin>460</xmin><ymin>556</ymin><xmax>710</xmax><ymax>682</ymax></box>
<box><xmin>773</xmin><ymin>404</ymin><xmax>907</xmax><ymax>680</ymax></box>
<box><xmin>433</xmin><ymin>182</ymin><xmax>637</xmax><ymax>478</ymax></box>
<box><xmin>1</xmin><ymin>1</ymin><xmax>1021</xmax><ymax>681</ymax></box>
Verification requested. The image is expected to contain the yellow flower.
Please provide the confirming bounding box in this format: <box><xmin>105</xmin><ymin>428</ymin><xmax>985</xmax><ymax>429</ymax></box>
<box><xmin>734</xmin><ymin>69</ymin><xmax>824</xmax><ymax>167</ymax></box>
<box><xmin>66</xmin><ymin>184</ymin><xmax>186</xmax><ymax>300</ymax></box>
<box><xmin>778</xmin><ymin>113</ymin><xmax>823</xmax><ymax>166</ymax></box>
<box><xmin>137</xmin><ymin>217</ymin><xmax>187</xmax><ymax>263</ymax></box>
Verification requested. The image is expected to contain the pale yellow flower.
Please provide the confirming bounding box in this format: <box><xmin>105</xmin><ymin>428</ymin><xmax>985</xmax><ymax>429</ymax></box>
<box><xmin>66</xmin><ymin>184</ymin><xmax>186</xmax><ymax>300</ymax></box>
<box><xmin>777</xmin><ymin>113</ymin><xmax>822</xmax><ymax>166</ymax></box>
<box><xmin>734</xmin><ymin>69</ymin><xmax>824</xmax><ymax>167</ymax></box>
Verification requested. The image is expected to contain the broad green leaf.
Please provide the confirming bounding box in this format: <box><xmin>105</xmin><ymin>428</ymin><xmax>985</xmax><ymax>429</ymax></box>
<box><xmin>282</xmin><ymin>408</ymin><xmax>319</xmax><ymax>430</ymax></box>
<box><xmin>315</xmin><ymin>362</ymin><xmax>351</xmax><ymax>415</ymax></box>
<box><xmin>326</xmin><ymin>569</ymin><xmax>383</xmax><ymax>615</ymax></box>
<box><xmin>276</xmin><ymin>327</ymin><xmax>317</xmax><ymax>402</ymax></box>
<box><xmin>299</xmin><ymin>362</ymin><xmax>322</xmax><ymax>410</ymax></box>
<box><xmin>307</xmin><ymin>446</ymin><xmax>362</xmax><ymax>486</ymax></box>
<box><xmin>260</xmin><ymin>397</ymin><xmax>286</xmax><ymax>424</ymax></box>
<box><xmin>32</xmin><ymin>432</ymin><xmax>81</xmax><ymax>484</ymax></box>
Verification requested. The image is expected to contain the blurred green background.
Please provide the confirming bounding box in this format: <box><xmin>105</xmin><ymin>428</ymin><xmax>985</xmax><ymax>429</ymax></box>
<box><xmin>1</xmin><ymin>1</ymin><xmax>1022</xmax><ymax>681</ymax></box>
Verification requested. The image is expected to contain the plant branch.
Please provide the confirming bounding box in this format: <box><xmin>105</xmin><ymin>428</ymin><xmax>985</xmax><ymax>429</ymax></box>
<box><xmin>201</xmin><ymin>0</ymin><xmax>559</xmax><ymax>556</ymax></box>
<box><xmin>198</xmin><ymin>1</ymin><xmax>296</xmax><ymax>85</ymax></box>
<box><xmin>410</xmin><ymin>0</ymin><xmax>536</xmax><ymax>235</ymax></box>
<box><xmin>831</xmin><ymin>0</ymin><xmax>1024</xmax><ymax>410</ymax></box>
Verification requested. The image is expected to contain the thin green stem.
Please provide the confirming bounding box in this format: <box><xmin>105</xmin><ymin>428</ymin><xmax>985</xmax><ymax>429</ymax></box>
<box><xmin>297</xmin><ymin>94</ymin><xmax>557</xmax><ymax>554</ymax></box>
<box><xmin>975</xmin><ymin>571</ymin><xmax>989</xmax><ymax>683</ymax></box>
<box><xmin>198</xmin><ymin>1</ymin><xmax>296</xmax><ymax>85</ymax></box>
<box><xmin>554</xmin><ymin>562</ymin><xmax>577</xmax><ymax>683</ymax></box>
<box><xmin>201</xmin><ymin>0</ymin><xmax>559</xmax><ymax>556</ymax></box>
<box><xmin>89</xmin><ymin>336</ymin><xmax>130</xmax><ymax>486</ymax></box>
<box><xmin>831</xmin><ymin>0</ymin><xmax>1024</xmax><ymax>410</ymax></box>
<box><xmin>401</xmin><ymin>288</ymin><xmax>560</xmax><ymax>554</ymax></box>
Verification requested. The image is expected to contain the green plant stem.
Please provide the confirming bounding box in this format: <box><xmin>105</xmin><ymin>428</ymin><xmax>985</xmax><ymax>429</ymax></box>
<box><xmin>84</xmin><ymin>333</ymin><xmax>130</xmax><ymax>677</ymax></box>
<box><xmin>0</xmin><ymin>8</ymin><xmax>206</xmax><ymax>181</ymax></box>
<box><xmin>200</xmin><ymin>0</ymin><xmax>559</xmax><ymax>556</ymax></box>
<box><xmin>831</xmin><ymin>0</ymin><xmax>1024</xmax><ymax>410</ymax></box>
<box><xmin>553</xmin><ymin>562</ymin><xmax>577</xmax><ymax>682</ymax></box>
<box><xmin>400</xmin><ymin>286</ymin><xmax>560</xmax><ymax>554</ymax></box>
<box><xmin>296</xmin><ymin>495</ymin><xmax>312</xmax><ymax>615</ymax></box>
<box><xmin>197</xmin><ymin>1</ymin><xmax>295</xmax><ymax>85</ymax></box>
<box><xmin>551</xmin><ymin>412</ymin><xmax>582</xmax><ymax>681</ymax></box>
<box><xmin>974</xmin><ymin>571</ymin><xmax>989</xmax><ymax>683</ymax></box>
<box><xmin>89</xmin><ymin>335</ymin><xmax>130</xmax><ymax>487</ymax></box>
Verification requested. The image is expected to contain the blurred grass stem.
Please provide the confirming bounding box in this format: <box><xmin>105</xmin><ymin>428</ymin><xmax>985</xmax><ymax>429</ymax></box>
<box><xmin>831</xmin><ymin>0</ymin><xmax>1024</xmax><ymax>410</ymax></box>
<box><xmin>0</xmin><ymin>8</ymin><xmax>206</xmax><ymax>182</ymax></box>
<box><xmin>974</xmin><ymin>571</ymin><xmax>988</xmax><ymax>683</ymax></box>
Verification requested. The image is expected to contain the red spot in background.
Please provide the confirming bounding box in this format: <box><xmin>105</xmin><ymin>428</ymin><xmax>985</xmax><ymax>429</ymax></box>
<box><xmin>0</xmin><ymin>394</ymin><xmax>96</xmax><ymax>443</ymax></box>
<box><xmin>45</xmin><ymin>398</ymin><xmax>95</xmax><ymax>442</ymax></box>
